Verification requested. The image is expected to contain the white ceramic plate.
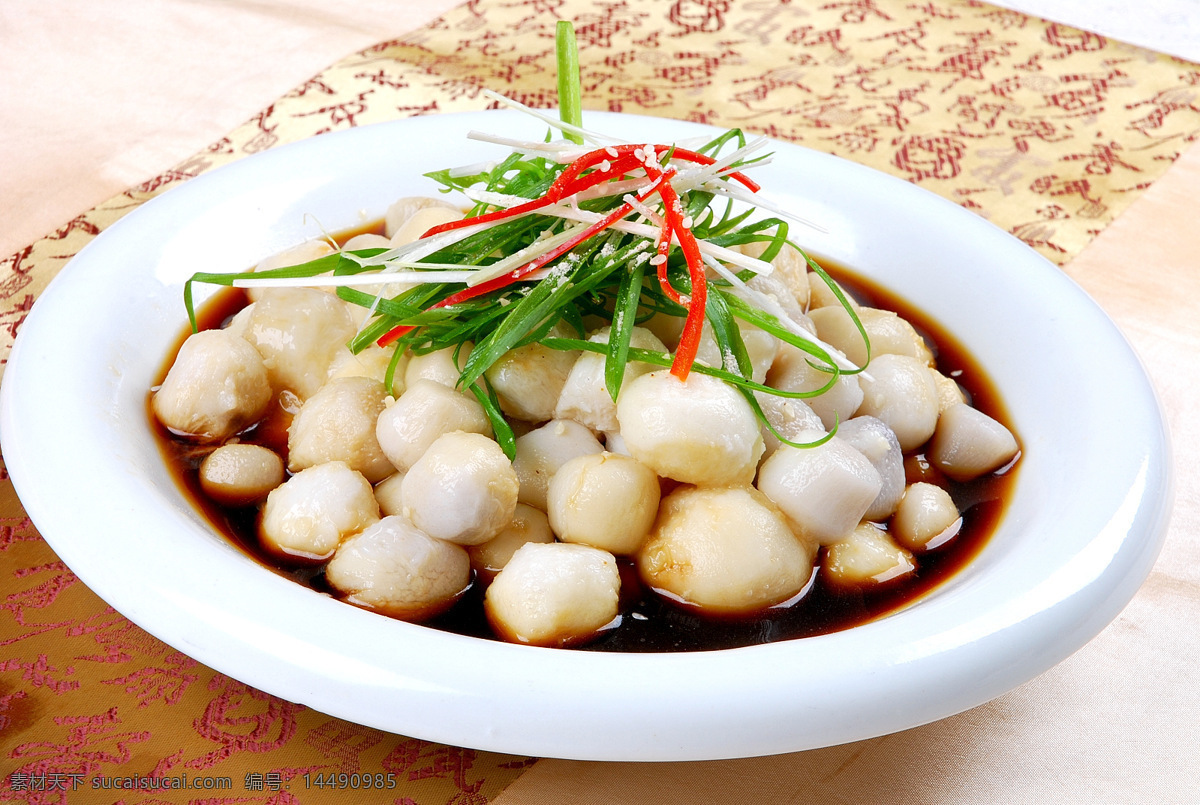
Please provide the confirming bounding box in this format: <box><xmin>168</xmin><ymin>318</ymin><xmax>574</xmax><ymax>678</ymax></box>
<box><xmin>0</xmin><ymin>111</ymin><xmax>1172</xmax><ymax>761</ymax></box>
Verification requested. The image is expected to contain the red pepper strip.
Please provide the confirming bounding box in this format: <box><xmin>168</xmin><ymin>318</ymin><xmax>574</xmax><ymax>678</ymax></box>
<box><xmin>552</xmin><ymin>143</ymin><xmax>760</xmax><ymax>194</ymax></box>
<box><xmin>419</xmin><ymin>194</ymin><xmax>561</xmax><ymax>239</ymax></box>
<box><xmin>636</xmin><ymin>155</ymin><xmax>705</xmax><ymax>380</ymax></box>
<box><xmin>419</xmin><ymin>151</ymin><xmax>648</xmax><ymax>240</ymax></box>
<box><xmin>652</xmin><ymin>176</ymin><xmax>707</xmax><ymax>381</ymax></box>
<box><xmin>377</xmin><ymin>172</ymin><xmax>674</xmax><ymax>348</ymax></box>
<box><xmin>653</xmin><ymin>226</ymin><xmax>684</xmax><ymax>306</ymax></box>
<box><xmin>660</xmin><ymin>146</ymin><xmax>760</xmax><ymax>193</ymax></box>
<box><xmin>546</xmin><ymin>146</ymin><xmax>643</xmax><ymax>197</ymax></box>
<box><xmin>627</xmin><ymin>155</ymin><xmax>679</xmax><ymax>306</ymax></box>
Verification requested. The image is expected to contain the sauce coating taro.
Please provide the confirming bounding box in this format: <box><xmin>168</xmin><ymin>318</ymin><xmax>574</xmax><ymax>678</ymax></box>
<box><xmin>151</xmin><ymin>240</ymin><xmax>1018</xmax><ymax>653</ymax></box>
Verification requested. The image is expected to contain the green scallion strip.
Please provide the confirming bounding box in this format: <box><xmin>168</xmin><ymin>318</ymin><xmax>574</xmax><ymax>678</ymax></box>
<box><xmin>342</xmin><ymin>283</ymin><xmax>449</xmax><ymax>353</ymax></box>
<box><xmin>383</xmin><ymin>338</ymin><xmax>407</xmax><ymax>396</ymax></box>
<box><xmin>184</xmin><ymin>250</ymin><xmax>384</xmax><ymax>331</ymax></box>
<box><xmin>555</xmin><ymin>21</ymin><xmax>583</xmax><ymax>144</ymax></box>
<box><xmin>716</xmin><ymin>289</ymin><xmax>847</xmax><ymax>379</ymax></box>
<box><xmin>801</xmin><ymin>251</ymin><xmax>872</xmax><ymax>370</ymax></box>
<box><xmin>542</xmin><ymin>338</ymin><xmax>838</xmax><ymax>401</ymax></box>
<box><xmin>742</xmin><ymin>390</ymin><xmax>838</xmax><ymax>449</ymax></box>
<box><xmin>457</xmin><ymin>230</ymin><xmax>635</xmax><ymax>389</ymax></box>
<box><xmin>696</xmin><ymin>128</ymin><xmax>748</xmax><ymax>157</ymax></box>
<box><xmin>604</xmin><ymin>260</ymin><xmax>646</xmax><ymax>402</ymax></box>
<box><xmin>704</xmin><ymin>284</ymin><xmax>754</xmax><ymax>379</ymax></box>
<box><xmin>557</xmin><ymin>301</ymin><xmax>588</xmax><ymax>340</ymax></box>
<box><xmin>470</xmin><ymin>380</ymin><xmax>517</xmax><ymax>460</ymax></box>
<box><xmin>702</xmin><ymin>289</ymin><xmax>837</xmax><ymax>447</ymax></box>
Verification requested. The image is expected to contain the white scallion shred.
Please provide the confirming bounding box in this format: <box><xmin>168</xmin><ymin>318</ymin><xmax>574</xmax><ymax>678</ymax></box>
<box><xmin>233</xmin><ymin>270</ymin><xmax>481</xmax><ymax>289</ymax></box>
<box><xmin>479</xmin><ymin>88</ymin><xmax>621</xmax><ymax>147</ymax></box>
<box><xmin>447</xmin><ymin>159</ymin><xmax>499</xmax><ymax>178</ymax></box>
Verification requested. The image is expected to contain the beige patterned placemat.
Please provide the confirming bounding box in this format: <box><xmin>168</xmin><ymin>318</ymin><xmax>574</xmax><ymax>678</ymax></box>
<box><xmin>3</xmin><ymin>1</ymin><xmax>1199</xmax><ymax>802</ymax></box>
<box><xmin>4</xmin><ymin>0</ymin><xmax>1199</xmax><ymax>376</ymax></box>
<box><xmin>6</xmin><ymin>0</ymin><xmax>1200</xmax><ymax>373</ymax></box>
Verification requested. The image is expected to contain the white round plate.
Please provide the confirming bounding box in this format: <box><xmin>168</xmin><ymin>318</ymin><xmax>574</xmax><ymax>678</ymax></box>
<box><xmin>0</xmin><ymin>111</ymin><xmax>1172</xmax><ymax>761</ymax></box>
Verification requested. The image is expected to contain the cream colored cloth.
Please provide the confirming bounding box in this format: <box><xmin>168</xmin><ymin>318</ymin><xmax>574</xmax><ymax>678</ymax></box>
<box><xmin>0</xmin><ymin>0</ymin><xmax>461</xmax><ymax>260</ymax></box>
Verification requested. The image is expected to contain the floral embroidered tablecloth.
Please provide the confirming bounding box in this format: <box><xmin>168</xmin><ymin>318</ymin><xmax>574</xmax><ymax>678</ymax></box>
<box><xmin>2</xmin><ymin>1</ymin><xmax>1197</xmax><ymax>802</ymax></box>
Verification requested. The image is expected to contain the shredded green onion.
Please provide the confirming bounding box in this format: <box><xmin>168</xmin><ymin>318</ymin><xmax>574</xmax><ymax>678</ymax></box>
<box><xmin>555</xmin><ymin>21</ymin><xmax>583</xmax><ymax>145</ymax></box>
<box><xmin>181</xmin><ymin>23</ymin><xmax>867</xmax><ymax>457</ymax></box>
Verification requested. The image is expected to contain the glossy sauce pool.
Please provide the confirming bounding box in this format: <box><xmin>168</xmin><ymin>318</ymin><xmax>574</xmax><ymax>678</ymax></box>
<box><xmin>151</xmin><ymin>255</ymin><xmax>1019</xmax><ymax>653</ymax></box>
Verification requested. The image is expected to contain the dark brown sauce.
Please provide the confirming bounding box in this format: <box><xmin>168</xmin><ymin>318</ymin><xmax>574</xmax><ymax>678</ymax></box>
<box><xmin>150</xmin><ymin>255</ymin><xmax>1019</xmax><ymax>653</ymax></box>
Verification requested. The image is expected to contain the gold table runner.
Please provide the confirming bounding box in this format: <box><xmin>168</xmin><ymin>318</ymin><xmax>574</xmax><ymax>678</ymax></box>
<box><xmin>491</xmin><ymin>129</ymin><xmax>1200</xmax><ymax>805</ymax></box>
<box><xmin>3</xmin><ymin>1</ymin><xmax>1198</xmax><ymax>802</ymax></box>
